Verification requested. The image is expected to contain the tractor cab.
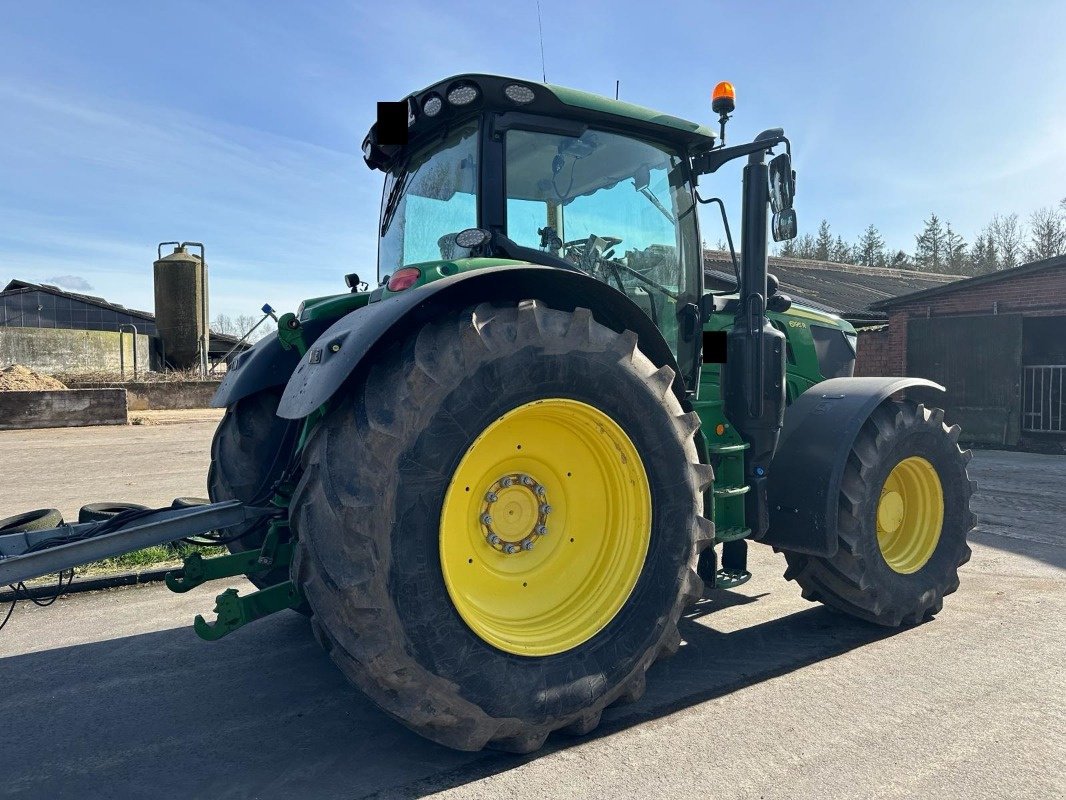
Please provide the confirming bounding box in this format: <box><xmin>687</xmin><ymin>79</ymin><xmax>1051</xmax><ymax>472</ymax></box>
<box><xmin>364</xmin><ymin>74</ymin><xmax>714</xmax><ymax>385</ymax></box>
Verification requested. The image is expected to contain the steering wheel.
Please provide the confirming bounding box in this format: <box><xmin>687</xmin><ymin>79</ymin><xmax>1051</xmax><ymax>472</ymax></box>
<box><xmin>562</xmin><ymin>235</ymin><xmax>623</xmax><ymax>275</ymax></box>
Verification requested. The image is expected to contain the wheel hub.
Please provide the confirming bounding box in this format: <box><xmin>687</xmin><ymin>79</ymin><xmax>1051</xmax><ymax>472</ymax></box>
<box><xmin>439</xmin><ymin>398</ymin><xmax>652</xmax><ymax>656</ymax></box>
<box><xmin>877</xmin><ymin>490</ymin><xmax>905</xmax><ymax>533</ymax></box>
<box><xmin>876</xmin><ymin>456</ymin><xmax>945</xmax><ymax>574</ymax></box>
<box><xmin>481</xmin><ymin>473</ymin><xmax>550</xmax><ymax>554</ymax></box>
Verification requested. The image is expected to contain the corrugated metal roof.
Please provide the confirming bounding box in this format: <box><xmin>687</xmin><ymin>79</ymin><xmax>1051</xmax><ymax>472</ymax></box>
<box><xmin>704</xmin><ymin>250</ymin><xmax>962</xmax><ymax>322</ymax></box>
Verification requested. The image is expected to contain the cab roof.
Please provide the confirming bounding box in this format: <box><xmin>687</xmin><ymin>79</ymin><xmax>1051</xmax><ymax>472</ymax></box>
<box><xmin>364</xmin><ymin>73</ymin><xmax>718</xmax><ymax>170</ymax></box>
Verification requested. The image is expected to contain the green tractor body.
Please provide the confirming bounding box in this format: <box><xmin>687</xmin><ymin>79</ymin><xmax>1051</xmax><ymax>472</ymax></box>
<box><xmin>198</xmin><ymin>73</ymin><xmax>975</xmax><ymax>751</ymax></box>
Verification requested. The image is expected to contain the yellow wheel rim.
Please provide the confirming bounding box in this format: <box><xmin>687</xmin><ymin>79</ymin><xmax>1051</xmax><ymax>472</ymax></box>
<box><xmin>876</xmin><ymin>456</ymin><xmax>944</xmax><ymax>574</ymax></box>
<box><xmin>439</xmin><ymin>398</ymin><xmax>652</xmax><ymax>657</ymax></box>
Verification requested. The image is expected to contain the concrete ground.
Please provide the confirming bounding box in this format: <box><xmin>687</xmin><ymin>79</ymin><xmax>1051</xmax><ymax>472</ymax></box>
<box><xmin>0</xmin><ymin>420</ymin><xmax>1063</xmax><ymax>800</ymax></box>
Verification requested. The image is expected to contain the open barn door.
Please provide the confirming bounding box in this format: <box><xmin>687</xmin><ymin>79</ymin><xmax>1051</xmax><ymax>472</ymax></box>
<box><xmin>907</xmin><ymin>314</ymin><xmax>1022</xmax><ymax>445</ymax></box>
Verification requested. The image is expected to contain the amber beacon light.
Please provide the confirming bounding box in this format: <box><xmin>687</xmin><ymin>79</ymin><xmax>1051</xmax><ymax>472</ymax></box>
<box><xmin>712</xmin><ymin>81</ymin><xmax>736</xmax><ymax>115</ymax></box>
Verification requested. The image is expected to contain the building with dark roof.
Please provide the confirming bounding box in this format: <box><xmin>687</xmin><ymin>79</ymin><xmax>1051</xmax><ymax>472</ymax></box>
<box><xmin>0</xmin><ymin>279</ymin><xmax>248</xmax><ymax>373</ymax></box>
<box><xmin>856</xmin><ymin>255</ymin><xmax>1066</xmax><ymax>448</ymax></box>
<box><xmin>703</xmin><ymin>250</ymin><xmax>961</xmax><ymax>326</ymax></box>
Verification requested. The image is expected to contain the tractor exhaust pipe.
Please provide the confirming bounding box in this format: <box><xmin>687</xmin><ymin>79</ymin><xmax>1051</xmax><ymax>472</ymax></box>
<box><xmin>722</xmin><ymin>129</ymin><xmax>788</xmax><ymax>538</ymax></box>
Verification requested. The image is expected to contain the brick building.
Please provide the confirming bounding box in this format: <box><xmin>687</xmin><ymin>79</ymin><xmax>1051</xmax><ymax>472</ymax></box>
<box><xmin>855</xmin><ymin>255</ymin><xmax>1066</xmax><ymax>447</ymax></box>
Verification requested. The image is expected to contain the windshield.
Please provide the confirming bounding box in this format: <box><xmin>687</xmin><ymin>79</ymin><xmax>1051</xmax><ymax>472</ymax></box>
<box><xmin>504</xmin><ymin>127</ymin><xmax>700</xmax><ymax>366</ymax></box>
<box><xmin>377</xmin><ymin>120</ymin><xmax>479</xmax><ymax>280</ymax></box>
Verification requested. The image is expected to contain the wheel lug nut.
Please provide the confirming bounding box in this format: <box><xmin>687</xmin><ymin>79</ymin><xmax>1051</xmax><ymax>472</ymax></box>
<box><xmin>501</xmin><ymin>477</ymin><xmax>513</xmax><ymax>487</ymax></box>
<box><xmin>522</xmin><ymin>540</ymin><xmax>535</xmax><ymax>551</ymax></box>
<box><xmin>504</xmin><ymin>544</ymin><xmax>518</xmax><ymax>554</ymax></box>
<box><xmin>480</xmin><ymin>513</ymin><xmax>493</xmax><ymax>525</ymax></box>
<box><xmin>540</xmin><ymin>504</ymin><xmax>552</xmax><ymax>515</ymax></box>
<box><xmin>535</xmin><ymin>524</ymin><xmax>547</xmax><ymax>536</ymax></box>
<box><xmin>520</xmin><ymin>475</ymin><xmax>534</xmax><ymax>486</ymax></box>
<box><xmin>534</xmin><ymin>485</ymin><xmax>546</xmax><ymax>497</ymax></box>
<box><xmin>485</xmin><ymin>491</ymin><xmax>498</xmax><ymax>502</ymax></box>
<box><xmin>487</xmin><ymin>534</ymin><xmax>501</xmax><ymax>546</ymax></box>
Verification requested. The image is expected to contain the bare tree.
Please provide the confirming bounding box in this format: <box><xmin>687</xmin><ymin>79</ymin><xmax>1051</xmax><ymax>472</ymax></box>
<box><xmin>990</xmin><ymin>213</ymin><xmax>1024</xmax><ymax>270</ymax></box>
<box><xmin>1025</xmin><ymin>204</ymin><xmax>1066</xmax><ymax>262</ymax></box>
<box><xmin>212</xmin><ymin>314</ymin><xmax>238</xmax><ymax>337</ymax></box>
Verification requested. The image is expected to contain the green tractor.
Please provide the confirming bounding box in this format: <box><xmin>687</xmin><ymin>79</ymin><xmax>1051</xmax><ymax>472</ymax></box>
<box><xmin>190</xmin><ymin>74</ymin><xmax>972</xmax><ymax>751</ymax></box>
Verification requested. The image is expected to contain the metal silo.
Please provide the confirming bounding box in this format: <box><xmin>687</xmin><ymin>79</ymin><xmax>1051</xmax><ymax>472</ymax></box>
<box><xmin>153</xmin><ymin>242</ymin><xmax>208</xmax><ymax>372</ymax></box>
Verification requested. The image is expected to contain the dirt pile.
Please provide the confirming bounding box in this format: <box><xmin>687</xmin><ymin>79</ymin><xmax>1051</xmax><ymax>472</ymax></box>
<box><xmin>0</xmin><ymin>365</ymin><xmax>68</xmax><ymax>391</ymax></box>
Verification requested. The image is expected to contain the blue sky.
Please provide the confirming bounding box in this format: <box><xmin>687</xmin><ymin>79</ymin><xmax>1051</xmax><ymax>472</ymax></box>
<box><xmin>2</xmin><ymin>1</ymin><xmax>1064</xmax><ymax>319</ymax></box>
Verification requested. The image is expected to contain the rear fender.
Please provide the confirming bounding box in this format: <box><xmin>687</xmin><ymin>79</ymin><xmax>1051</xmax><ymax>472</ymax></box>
<box><xmin>277</xmin><ymin>265</ymin><xmax>687</xmax><ymax>419</ymax></box>
<box><xmin>211</xmin><ymin>319</ymin><xmax>332</xmax><ymax>408</ymax></box>
<box><xmin>762</xmin><ymin>377</ymin><xmax>944</xmax><ymax>556</ymax></box>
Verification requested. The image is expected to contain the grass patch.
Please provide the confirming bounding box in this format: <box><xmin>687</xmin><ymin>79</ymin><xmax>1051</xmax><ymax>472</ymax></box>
<box><xmin>76</xmin><ymin>541</ymin><xmax>226</xmax><ymax>575</ymax></box>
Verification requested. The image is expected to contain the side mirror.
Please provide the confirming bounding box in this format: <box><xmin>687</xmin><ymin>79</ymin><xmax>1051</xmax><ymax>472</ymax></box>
<box><xmin>768</xmin><ymin>293</ymin><xmax>793</xmax><ymax>313</ymax></box>
<box><xmin>767</xmin><ymin>272</ymin><xmax>780</xmax><ymax>297</ymax></box>
<box><xmin>772</xmin><ymin>209</ymin><xmax>798</xmax><ymax>242</ymax></box>
<box><xmin>768</xmin><ymin>152</ymin><xmax>795</xmax><ymax>213</ymax></box>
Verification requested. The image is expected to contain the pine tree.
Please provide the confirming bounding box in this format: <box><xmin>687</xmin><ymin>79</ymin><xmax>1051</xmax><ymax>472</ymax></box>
<box><xmin>889</xmin><ymin>250</ymin><xmax>915</xmax><ymax>270</ymax></box>
<box><xmin>991</xmin><ymin>213</ymin><xmax>1024</xmax><ymax>270</ymax></box>
<box><xmin>814</xmin><ymin>219</ymin><xmax>833</xmax><ymax>261</ymax></box>
<box><xmin>943</xmin><ymin>222</ymin><xmax>968</xmax><ymax>274</ymax></box>
<box><xmin>855</xmin><ymin>224</ymin><xmax>886</xmax><ymax>267</ymax></box>
<box><xmin>831</xmin><ymin>235</ymin><xmax>852</xmax><ymax>263</ymax></box>
<box><xmin>778</xmin><ymin>236</ymin><xmax>797</xmax><ymax>257</ymax></box>
<box><xmin>1025</xmin><ymin>205</ymin><xmax>1066</xmax><ymax>262</ymax></box>
<box><xmin>969</xmin><ymin>223</ymin><xmax>999</xmax><ymax>274</ymax></box>
<box><xmin>914</xmin><ymin>213</ymin><xmax>945</xmax><ymax>272</ymax></box>
<box><xmin>794</xmin><ymin>233</ymin><xmax>817</xmax><ymax>260</ymax></box>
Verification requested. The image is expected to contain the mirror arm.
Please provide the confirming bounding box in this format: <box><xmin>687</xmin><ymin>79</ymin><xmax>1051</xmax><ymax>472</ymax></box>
<box><xmin>693</xmin><ymin>132</ymin><xmax>788</xmax><ymax>175</ymax></box>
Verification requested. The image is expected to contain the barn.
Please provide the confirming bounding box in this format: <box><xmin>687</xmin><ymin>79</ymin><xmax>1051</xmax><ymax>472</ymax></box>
<box><xmin>857</xmin><ymin>255</ymin><xmax>1066</xmax><ymax>448</ymax></box>
<box><xmin>0</xmin><ymin>279</ymin><xmax>247</xmax><ymax>374</ymax></box>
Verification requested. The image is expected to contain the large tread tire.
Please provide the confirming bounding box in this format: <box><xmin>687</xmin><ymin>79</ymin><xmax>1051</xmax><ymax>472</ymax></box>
<box><xmin>208</xmin><ymin>388</ymin><xmax>298</xmax><ymax>589</ymax></box>
<box><xmin>782</xmin><ymin>399</ymin><xmax>975</xmax><ymax>627</ymax></box>
<box><xmin>290</xmin><ymin>300</ymin><xmax>715</xmax><ymax>752</ymax></box>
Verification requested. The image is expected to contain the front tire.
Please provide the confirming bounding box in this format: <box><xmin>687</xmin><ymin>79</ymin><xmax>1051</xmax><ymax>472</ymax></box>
<box><xmin>290</xmin><ymin>301</ymin><xmax>714</xmax><ymax>752</ymax></box>
<box><xmin>208</xmin><ymin>388</ymin><xmax>298</xmax><ymax>589</ymax></box>
<box><xmin>782</xmin><ymin>399</ymin><xmax>975</xmax><ymax>626</ymax></box>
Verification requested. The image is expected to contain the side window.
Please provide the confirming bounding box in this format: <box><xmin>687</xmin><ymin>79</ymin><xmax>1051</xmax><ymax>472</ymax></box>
<box><xmin>506</xmin><ymin>197</ymin><xmax>549</xmax><ymax>250</ymax></box>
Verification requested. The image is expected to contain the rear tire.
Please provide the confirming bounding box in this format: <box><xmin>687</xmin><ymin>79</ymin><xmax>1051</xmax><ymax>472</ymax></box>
<box><xmin>781</xmin><ymin>400</ymin><xmax>975</xmax><ymax>626</ymax></box>
<box><xmin>208</xmin><ymin>388</ymin><xmax>298</xmax><ymax>589</ymax></box>
<box><xmin>290</xmin><ymin>301</ymin><xmax>714</xmax><ymax>752</ymax></box>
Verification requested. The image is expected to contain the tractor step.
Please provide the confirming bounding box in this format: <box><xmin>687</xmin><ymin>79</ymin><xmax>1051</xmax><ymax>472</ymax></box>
<box><xmin>705</xmin><ymin>442</ymin><xmax>749</xmax><ymax>454</ymax></box>
<box><xmin>714</xmin><ymin>526</ymin><xmax>752</xmax><ymax>543</ymax></box>
<box><xmin>712</xmin><ymin>485</ymin><xmax>750</xmax><ymax>498</ymax></box>
<box><xmin>715</xmin><ymin>569</ymin><xmax>752</xmax><ymax>589</ymax></box>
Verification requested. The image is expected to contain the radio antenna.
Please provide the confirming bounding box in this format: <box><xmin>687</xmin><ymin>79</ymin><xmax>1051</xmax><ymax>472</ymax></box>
<box><xmin>536</xmin><ymin>1</ymin><xmax>547</xmax><ymax>82</ymax></box>
<box><xmin>615</xmin><ymin>80</ymin><xmax>620</xmax><ymax>100</ymax></box>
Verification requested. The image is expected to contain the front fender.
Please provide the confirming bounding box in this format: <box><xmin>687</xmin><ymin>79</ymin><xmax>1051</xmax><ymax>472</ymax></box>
<box><xmin>762</xmin><ymin>377</ymin><xmax>944</xmax><ymax>556</ymax></box>
<box><xmin>277</xmin><ymin>265</ymin><xmax>687</xmax><ymax>419</ymax></box>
